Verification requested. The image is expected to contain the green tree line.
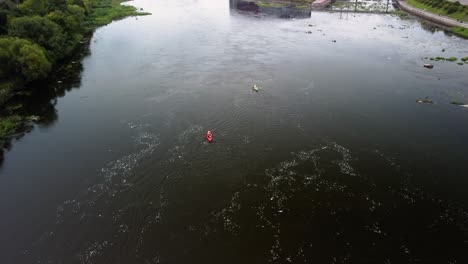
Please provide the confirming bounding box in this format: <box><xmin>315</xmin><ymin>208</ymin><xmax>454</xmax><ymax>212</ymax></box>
<box><xmin>0</xmin><ymin>0</ymin><xmax>147</xmax><ymax>153</ymax></box>
<box><xmin>0</xmin><ymin>0</ymin><xmax>146</xmax><ymax>106</ymax></box>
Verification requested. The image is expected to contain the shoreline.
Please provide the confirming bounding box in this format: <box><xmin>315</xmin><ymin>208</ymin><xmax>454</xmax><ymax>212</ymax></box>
<box><xmin>0</xmin><ymin>0</ymin><xmax>150</xmax><ymax>159</ymax></box>
<box><xmin>395</xmin><ymin>0</ymin><xmax>468</xmax><ymax>38</ymax></box>
<box><xmin>396</xmin><ymin>0</ymin><xmax>467</xmax><ymax>28</ymax></box>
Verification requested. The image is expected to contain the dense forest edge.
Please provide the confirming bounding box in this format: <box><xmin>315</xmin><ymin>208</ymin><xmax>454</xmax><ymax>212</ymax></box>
<box><xmin>0</xmin><ymin>0</ymin><xmax>149</xmax><ymax>159</ymax></box>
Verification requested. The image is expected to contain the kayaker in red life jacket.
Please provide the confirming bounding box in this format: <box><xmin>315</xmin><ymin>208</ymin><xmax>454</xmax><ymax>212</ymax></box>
<box><xmin>206</xmin><ymin>130</ymin><xmax>213</xmax><ymax>142</ymax></box>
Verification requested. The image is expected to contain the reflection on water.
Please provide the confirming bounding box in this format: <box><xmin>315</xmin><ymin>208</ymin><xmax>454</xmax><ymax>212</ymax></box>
<box><xmin>1</xmin><ymin>0</ymin><xmax>468</xmax><ymax>263</ymax></box>
<box><xmin>0</xmin><ymin>40</ymin><xmax>89</xmax><ymax>166</ymax></box>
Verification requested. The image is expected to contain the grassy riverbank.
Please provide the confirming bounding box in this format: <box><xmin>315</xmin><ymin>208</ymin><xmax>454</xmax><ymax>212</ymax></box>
<box><xmin>400</xmin><ymin>0</ymin><xmax>468</xmax><ymax>38</ymax></box>
<box><xmin>255</xmin><ymin>0</ymin><xmax>313</xmax><ymax>8</ymax></box>
<box><xmin>452</xmin><ymin>26</ymin><xmax>468</xmax><ymax>38</ymax></box>
<box><xmin>0</xmin><ymin>0</ymin><xmax>149</xmax><ymax>149</ymax></box>
<box><xmin>406</xmin><ymin>0</ymin><xmax>468</xmax><ymax>22</ymax></box>
<box><xmin>86</xmin><ymin>0</ymin><xmax>150</xmax><ymax>28</ymax></box>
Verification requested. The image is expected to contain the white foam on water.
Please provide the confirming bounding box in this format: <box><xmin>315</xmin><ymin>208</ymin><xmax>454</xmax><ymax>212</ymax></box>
<box><xmin>78</xmin><ymin>240</ymin><xmax>110</xmax><ymax>263</ymax></box>
<box><xmin>215</xmin><ymin>191</ymin><xmax>241</xmax><ymax>235</ymax></box>
<box><xmin>165</xmin><ymin>124</ymin><xmax>203</xmax><ymax>163</ymax></box>
<box><xmin>330</xmin><ymin>143</ymin><xmax>357</xmax><ymax>176</ymax></box>
<box><xmin>29</xmin><ymin>120</ymin><xmax>162</xmax><ymax>262</ymax></box>
<box><xmin>211</xmin><ymin>142</ymin><xmax>362</xmax><ymax>262</ymax></box>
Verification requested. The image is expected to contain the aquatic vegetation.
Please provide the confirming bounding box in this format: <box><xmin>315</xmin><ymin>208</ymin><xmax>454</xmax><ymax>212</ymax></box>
<box><xmin>450</xmin><ymin>100</ymin><xmax>466</xmax><ymax>105</ymax></box>
<box><xmin>461</xmin><ymin>57</ymin><xmax>468</xmax><ymax>62</ymax></box>
<box><xmin>428</xmin><ymin>56</ymin><xmax>461</xmax><ymax>62</ymax></box>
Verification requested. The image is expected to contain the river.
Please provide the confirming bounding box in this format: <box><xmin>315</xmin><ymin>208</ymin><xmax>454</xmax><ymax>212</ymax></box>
<box><xmin>1</xmin><ymin>0</ymin><xmax>468</xmax><ymax>263</ymax></box>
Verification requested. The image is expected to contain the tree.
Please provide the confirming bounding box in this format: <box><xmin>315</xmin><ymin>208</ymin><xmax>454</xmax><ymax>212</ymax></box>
<box><xmin>8</xmin><ymin>16</ymin><xmax>67</xmax><ymax>61</ymax></box>
<box><xmin>0</xmin><ymin>0</ymin><xmax>18</xmax><ymax>34</ymax></box>
<box><xmin>18</xmin><ymin>0</ymin><xmax>50</xmax><ymax>16</ymax></box>
<box><xmin>47</xmin><ymin>5</ymin><xmax>85</xmax><ymax>33</ymax></box>
<box><xmin>18</xmin><ymin>44</ymin><xmax>52</xmax><ymax>81</ymax></box>
<box><xmin>0</xmin><ymin>37</ymin><xmax>51</xmax><ymax>82</ymax></box>
<box><xmin>447</xmin><ymin>6</ymin><xmax>459</xmax><ymax>14</ymax></box>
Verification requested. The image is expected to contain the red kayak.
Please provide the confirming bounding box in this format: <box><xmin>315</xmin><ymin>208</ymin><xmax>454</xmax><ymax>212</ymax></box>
<box><xmin>205</xmin><ymin>131</ymin><xmax>213</xmax><ymax>142</ymax></box>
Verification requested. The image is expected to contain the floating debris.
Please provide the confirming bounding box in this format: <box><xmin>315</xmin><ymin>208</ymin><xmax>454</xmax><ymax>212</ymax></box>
<box><xmin>252</xmin><ymin>84</ymin><xmax>263</xmax><ymax>92</ymax></box>
<box><xmin>416</xmin><ymin>97</ymin><xmax>434</xmax><ymax>104</ymax></box>
<box><xmin>423</xmin><ymin>64</ymin><xmax>433</xmax><ymax>69</ymax></box>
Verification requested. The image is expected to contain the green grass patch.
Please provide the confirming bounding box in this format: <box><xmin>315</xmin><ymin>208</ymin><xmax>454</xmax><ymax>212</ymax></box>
<box><xmin>85</xmin><ymin>0</ymin><xmax>150</xmax><ymax>30</ymax></box>
<box><xmin>451</xmin><ymin>26</ymin><xmax>468</xmax><ymax>39</ymax></box>
<box><xmin>447</xmin><ymin>57</ymin><xmax>457</xmax><ymax>61</ymax></box>
<box><xmin>406</xmin><ymin>0</ymin><xmax>468</xmax><ymax>22</ymax></box>
<box><xmin>0</xmin><ymin>115</ymin><xmax>24</xmax><ymax>145</ymax></box>
<box><xmin>257</xmin><ymin>1</ymin><xmax>286</xmax><ymax>8</ymax></box>
<box><xmin>393</xmin><ymin>10</ymin><xmax>410</xmax><ymax>18</ymax></box>
<box><xmin>256</xmin><ymin>0</ymin><xmax>312</xmax><ymax>8</ymax></box>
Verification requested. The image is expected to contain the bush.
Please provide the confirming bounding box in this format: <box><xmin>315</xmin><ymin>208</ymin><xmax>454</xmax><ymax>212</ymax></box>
<box><xmin>0</xmin><ymin>37</ymin><xmax>51</xmax><ymax>82</ymax></box>
<box><xmin>0</xmin><ymin>115</ymin><xmax>23</xmax><ymax>139</ymax></box>
<box><xmin>8</xmin><ymin>16</ymin><xmax>67</xmax><ymax>61</ymax></box>
<box><xmin>447</xmin><ymin>6</ymin><xmax>458</xmax><ymax>14</ymax></box>
<box><xmin>0</xmin><ymin>81</ymin><xmax>14</xmax><ymax>105</ymax></box>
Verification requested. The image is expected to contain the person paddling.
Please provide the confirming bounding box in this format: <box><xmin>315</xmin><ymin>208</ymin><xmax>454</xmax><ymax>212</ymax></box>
<box><xmin>206</xmin><ymin>130</ymin><xmax>213</xmax><ymax>142</ymax></box>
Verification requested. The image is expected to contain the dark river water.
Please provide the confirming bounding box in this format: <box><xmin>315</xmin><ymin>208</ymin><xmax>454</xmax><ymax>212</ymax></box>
<box><xmin>1</xmin><ymin>0</ymin><xmax>468</xmax><ymax>263</ymax></box>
